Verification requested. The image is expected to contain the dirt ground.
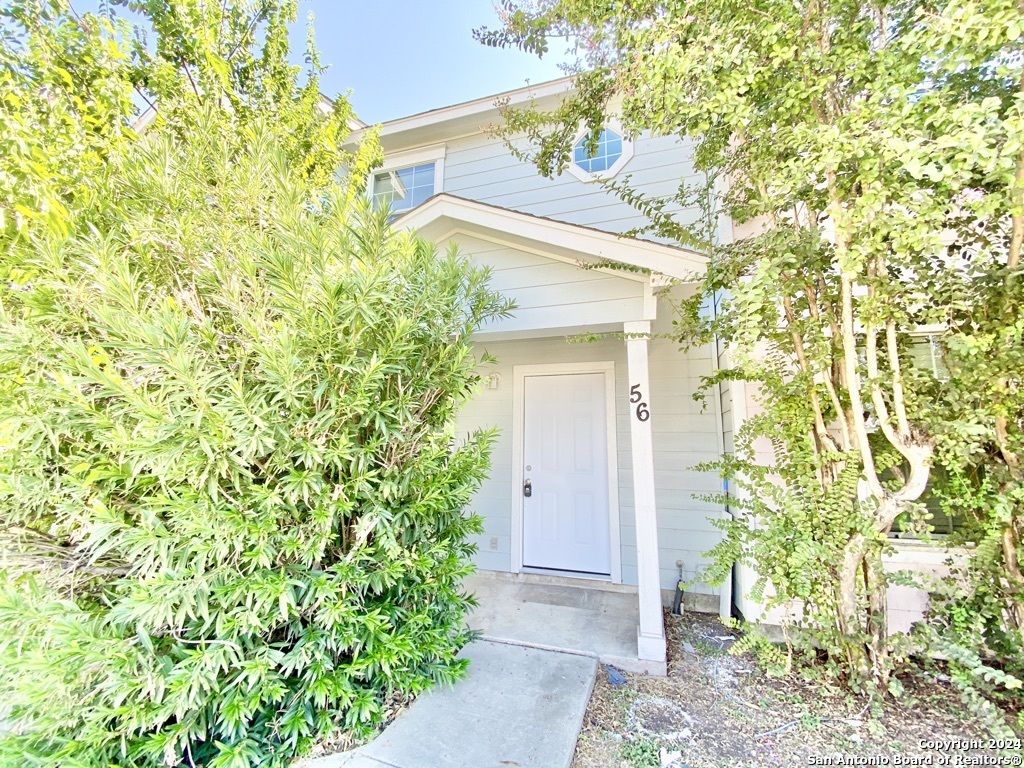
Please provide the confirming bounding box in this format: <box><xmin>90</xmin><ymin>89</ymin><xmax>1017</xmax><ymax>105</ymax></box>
<box><xmin>572</xmin><ymin>611</ymin><xmax>1023</xmax><ymax>768</ymax></box>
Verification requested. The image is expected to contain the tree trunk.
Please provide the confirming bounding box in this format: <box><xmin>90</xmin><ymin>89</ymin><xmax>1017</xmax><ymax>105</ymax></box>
<box><xmin>1000</xmin><ymin>511</ymin><xmax>1024</xmax><ymax>639</ymax></box>
<box><xmin>864</xmin><ymin>543</ymin><xmax>890</xmax><ymax>688</ymax></box>
<box><xmin>837</xmin><ymin>533</ymin><xmax>871</xmax><ymax>680</ymax></box>
<box><xmin>837</xmin><ymin>529</ymin><xmax>891</xmax><ymax>691</ymax></box>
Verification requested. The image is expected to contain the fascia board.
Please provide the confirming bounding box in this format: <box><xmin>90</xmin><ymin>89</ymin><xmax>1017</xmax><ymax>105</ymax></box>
<box><xmin>396</xmin><ymin>196</ymin><xmax>706</xmax><ymax>280</ymax></box>
<box><xmin>348</xmin><ymin>77</ymin><xmax>574</xmax><ymax>144</ymax></box>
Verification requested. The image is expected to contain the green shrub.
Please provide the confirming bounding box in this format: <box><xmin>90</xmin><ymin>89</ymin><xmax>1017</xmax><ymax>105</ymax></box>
<box><xmin>0</xmin><ymin>110</ymin><xmax>512</xmax><ymax>767</ymax></box>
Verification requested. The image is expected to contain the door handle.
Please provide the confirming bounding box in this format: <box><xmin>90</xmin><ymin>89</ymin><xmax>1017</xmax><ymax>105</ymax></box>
<box><xmin>523</xmin><ymin>479</ymin><xmax>532</xmax><ymax>498</ymax></box>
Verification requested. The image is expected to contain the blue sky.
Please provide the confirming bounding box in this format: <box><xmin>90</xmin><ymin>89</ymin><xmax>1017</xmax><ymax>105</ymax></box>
<box><xmin>291</xmin><ymin>1</ymin><xmax>568</xmax><ymax>123</ymax></box>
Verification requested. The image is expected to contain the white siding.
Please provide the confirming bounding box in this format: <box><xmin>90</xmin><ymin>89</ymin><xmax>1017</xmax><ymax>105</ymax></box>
<box><xmin>884</xmin><ymin>542</ymin><xmax>970</xmax><ymax>635</ymax></box>
<box><xmin>457</xmin><ymin>234</ymin><xmax>646</xmax><ymax>336</ymax></box>
<box><xmin>644</xmin><ymin>289</ymin><xmax>726</xmax><ymax>594</ymax></box>
<box><xmin>443</xmin><ymin>132</ymin><xmax>707</xmax><ymax>241</ymax></box>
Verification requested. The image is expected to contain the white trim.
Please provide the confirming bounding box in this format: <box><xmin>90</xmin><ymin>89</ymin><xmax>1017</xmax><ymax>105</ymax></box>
<box><xmin>349</xmin><ymin>76</ymin><xmax>574</xmax><ymax>142</ymax></box>
<box><xmin>566</xmin><ymin>124</ymin><xmax>635</xmax><ymax>183</ymax></box>
<box><xmin>376</xmin><ymin>143</ymin><xmax>447</xmax><ymax>174</ymax></box>
<box><xmin>604</xmin><ymin>366</ymin><xmax>623</xmax><ymax>584</ymax></box>
<box><xmin>430</xmin><ymin>228</ymin><xmax>649</xmax><ymax>283</ymax></box>
<box><xmin>511</xmin><ymin>362</ymin><xmax>622</xmax><ymax>584</ymax></box>
<box><xmin>723</xmin><ymin>347</ymin><xmax>752</xmax><ymax>620</ymax></box>
<box><xmin>650</xmin><ymin>273</ymin><xmax>672</xmax><ymax>288</ymax></box>
<box><xmin>642</xmin><ymin>278</ymin><xmax>658</xmax><ymax>320</ymax></box>
<box><xmin>132</xmin><ymin>105</ymin><xmax>157</xmax><ymax>133</ymax></box>
<box><xmin>394</xmin><ymin>194</ymin><xmax>706</xmax><ymax>279</ymax></box>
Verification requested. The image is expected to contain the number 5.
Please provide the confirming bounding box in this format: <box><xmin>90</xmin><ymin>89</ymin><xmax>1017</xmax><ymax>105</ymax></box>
<box><xmin>630</xmin><ymin>384</ymin><xmax>642</xmax><ymax>403</ymax></box>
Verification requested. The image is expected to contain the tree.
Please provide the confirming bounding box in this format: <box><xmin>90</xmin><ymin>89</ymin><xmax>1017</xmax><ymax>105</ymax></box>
<box><xmin>477</xmin><ymin>0</ymin><xmax>1023</xmax><ymax>694</ymax></box>
<box><xmin>0</xmin><ymin>2</ymin><xmax>513</xmax><ymax>765</ymax></box>
<box><xmin>0</xmin><ymin>0</ymin><xmax>135</xmax><ymax>245</ymax></box>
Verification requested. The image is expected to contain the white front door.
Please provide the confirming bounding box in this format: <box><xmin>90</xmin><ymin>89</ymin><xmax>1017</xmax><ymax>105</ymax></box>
<box><xmin>522</xmin><ymin>373</ymin><xmax>611</xmax><ymax>575</ymax></box>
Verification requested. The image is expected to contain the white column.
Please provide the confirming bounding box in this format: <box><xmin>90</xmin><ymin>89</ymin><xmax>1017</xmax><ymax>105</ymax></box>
<box><xmin>624</xmin><ymin>320</ymin><xmax>667</xmax><ymax>666</ymax></box>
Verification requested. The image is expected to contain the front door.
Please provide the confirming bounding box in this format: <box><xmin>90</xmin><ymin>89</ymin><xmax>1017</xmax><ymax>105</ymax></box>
<box><xmin>522</xmin><ymin>373</ymin><xmax>611</xmax><ymax>576</ymax></box>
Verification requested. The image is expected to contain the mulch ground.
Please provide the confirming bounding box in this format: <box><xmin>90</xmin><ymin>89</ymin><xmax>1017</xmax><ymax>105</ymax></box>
<box><xmin>571</xmin><ymin>611</ymin><xmax>1023</xmax><ymax>768</ymax></box>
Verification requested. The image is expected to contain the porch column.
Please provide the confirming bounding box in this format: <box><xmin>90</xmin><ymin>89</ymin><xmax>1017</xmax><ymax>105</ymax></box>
<box><xmin>623</xmin><ymin>320</ymin><xmax>667</xmax><ymax>666</ymax></box>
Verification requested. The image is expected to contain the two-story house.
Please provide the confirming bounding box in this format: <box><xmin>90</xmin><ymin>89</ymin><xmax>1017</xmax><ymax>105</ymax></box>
<box><xmin>345</xmin><ymin>76</ymin><xmax>959</xmax><ymax>675</ymax></box>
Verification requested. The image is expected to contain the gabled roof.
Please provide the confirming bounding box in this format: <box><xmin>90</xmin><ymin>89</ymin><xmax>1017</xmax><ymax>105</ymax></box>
<box><xmin>392</xmin><ymin>194</ymin><xmax>706</xmax><ymax>280</ymax></box>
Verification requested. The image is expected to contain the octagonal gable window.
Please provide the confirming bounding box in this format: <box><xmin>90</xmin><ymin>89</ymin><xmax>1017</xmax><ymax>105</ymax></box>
<box><xmin>568</xmin><ymin>127</ymin><xmax>634</xmax><ymax>182</ymax></box>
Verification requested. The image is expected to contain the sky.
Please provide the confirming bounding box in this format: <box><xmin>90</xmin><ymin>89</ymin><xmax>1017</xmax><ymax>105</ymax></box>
<box><xmin>290</xmin><ymin>1</ymin><xmax>569</xmax><ymax>123</ymax></box>
<box><xmin>76</xmin><ymin>0</ymin><xmax>571</xmax><ymax>125</ymax></box>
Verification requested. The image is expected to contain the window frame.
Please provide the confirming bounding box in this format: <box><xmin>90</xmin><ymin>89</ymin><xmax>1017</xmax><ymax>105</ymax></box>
<box><xmin>367</xmin><ymin>143</ymin><xmax>447</xmax><ymax>214</ymax></box>
<box><xmin>566</xmin><ymin>124</ymin><xmax>634</xmax><ymax>183</ymax></box>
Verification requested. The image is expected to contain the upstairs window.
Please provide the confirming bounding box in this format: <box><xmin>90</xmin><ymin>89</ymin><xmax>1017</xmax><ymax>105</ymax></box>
<box><xmin>568</xmin><ymin>126</ymin><xmax>634</xmax><ymax>182</ymax></box>
<box><xmin>367</xmin><ymin>144</ymin><xmax>446</xmax><ymax>216</ymax></box>
<box><xmin>573</xmin><ymin>129</ymin><xmax>622</xmax><ymax>173</ymax></box>
<box><xmin>372</xmin><ymin>163</ymin><xmax>435</xmax><ymax>214</ymax></box>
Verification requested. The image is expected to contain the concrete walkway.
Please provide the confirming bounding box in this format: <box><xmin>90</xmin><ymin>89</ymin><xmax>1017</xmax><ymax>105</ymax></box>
<box><xmin>299</xmin><ymin>640</ymin><xmax>597</xmax><ymax>768</ymax></box>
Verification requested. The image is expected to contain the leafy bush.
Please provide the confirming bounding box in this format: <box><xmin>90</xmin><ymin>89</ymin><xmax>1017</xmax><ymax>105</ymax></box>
<box><xmin>922</xmin><ymin>471</ymin><xmax>1024</xmax><ymax>737</ymax></box>
<box><xmin>0</xmin><ymin>110</ymin><xmax>512</xmax><ymax>766</ymax></box>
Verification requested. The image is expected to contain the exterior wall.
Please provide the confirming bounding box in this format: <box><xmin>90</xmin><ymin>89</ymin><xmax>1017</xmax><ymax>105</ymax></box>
<box><xmin>732</xmin><ymin>541</ymin><xmax>967</xmax><ymax>633</ymax></box>
<box><xmin>718</xmin><ymin>360</ymin><xmax>734</xmax><ymax>456</ymax></box>
<box><xmin>457</xmin><ymin>234</ymin><xmax>646</xmax><ymax>336</ymax></box>
<box><xmin>884</xmin><ymin>541</ymin><xmax>969</xmax><ymax>634</ymax></box>
<box><xmin>440</xmin><ymin>131</ymin><xmax>707</xmax><ymax>242</ymax></box>
<box><xmin>455</xmin><ymin>289</ymin><xmax>726</xmax><ymax>596</ymax></box>
<box><xmin>725</xmin><ymin>377</ymin><xmax>768</xmax><ymax>624</ymax></box>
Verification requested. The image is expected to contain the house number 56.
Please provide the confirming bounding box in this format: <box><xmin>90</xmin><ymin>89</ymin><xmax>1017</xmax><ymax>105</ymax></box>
<box><xmin>629</xmin><ymin>384</ymin><xmax>650</xmax><ymax>422</ymax></box>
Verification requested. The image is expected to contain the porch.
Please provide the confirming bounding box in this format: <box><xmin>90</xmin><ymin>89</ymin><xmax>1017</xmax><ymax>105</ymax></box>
<box><xmin>395</xmin><ymin>195</ymin><xmax>715</xmax><ymax>675</ymax></box>
<box><xmin>465</xmin><ymin>570</ymin><xmax>664</xmax><ymax>675</ymax></box>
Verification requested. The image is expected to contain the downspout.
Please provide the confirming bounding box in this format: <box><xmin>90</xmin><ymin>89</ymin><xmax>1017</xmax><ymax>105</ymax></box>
<box><xmin>709</xmin><ymin>292</ymin><xmax>734</xmax><ymax>620</ymax></box>
<box><xmin>708</xmin><ymin>169</ymin><xmax>735</xmax><ymax>621</ymax></box>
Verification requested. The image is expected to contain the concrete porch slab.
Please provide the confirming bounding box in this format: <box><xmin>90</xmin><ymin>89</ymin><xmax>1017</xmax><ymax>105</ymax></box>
<box><xmin>300</xmin><ymin>639</ymin><xmax>597</xmax><ymax>768</ymax></box>
<box><xmin>365</xmin><ymin>640</ymin><xmax>594</xmax><ymax>768</ymax></box>
<box><xmin>465</xmin><ymin>570</ymin><xmax>665</xmax><ymax>675</ymax></box>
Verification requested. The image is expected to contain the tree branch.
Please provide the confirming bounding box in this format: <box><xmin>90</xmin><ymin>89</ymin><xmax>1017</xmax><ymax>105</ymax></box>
<box><xmin>864</xmin><ymin>320</ymin><xmax>901</xmax><ymax>449</ymax></box>
<box><xmin>805</xmin><ymin>284</ymin><xmax>851</xmax><ymax>450</ymax></box>
<box><xmin>885</xmin><ymin>318</ymin><xmax>911</xmax><ymax>437</ymax></box>
<box><xmin>782</xmin><ymin>295</ymin><xmax>830</xmax><ymax>441</ymax></box>
<box><xmin>841</xmin><ymin>272</ymin><xmax>884</xmax><ymax>497</ymax></box>
<box><xmin>183</xmin><ymin>63</ymin><xmax>201</xmax><ymax>100</ymax></box>
<box><xmin>1009</xmin><ymin>148</ymin><xmax>1023</xmax><ymax>271</ymax></box>
<box><xmin>1010</xmin><ymin>16</ymin><xmax>1024</xmax><ymax>270</ymax></box>
<box><xmin>862</xmin><ymin>254</ymin><xmax>900</xmax><ymax>447</ymax></box>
